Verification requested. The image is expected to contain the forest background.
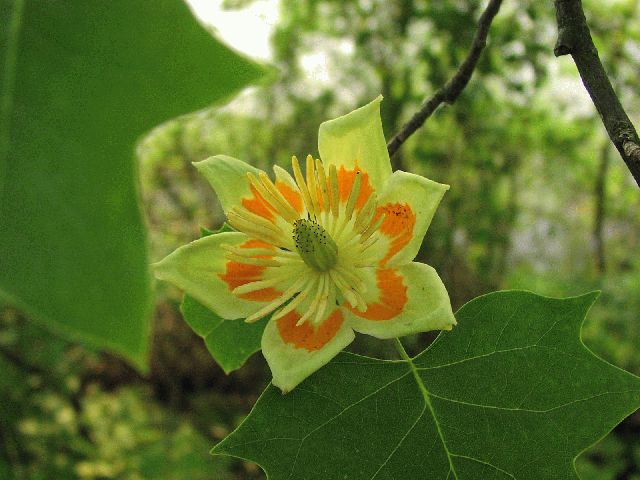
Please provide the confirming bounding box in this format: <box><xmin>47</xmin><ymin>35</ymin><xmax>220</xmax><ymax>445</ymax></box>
<box><xmin>1</xmin><ymin>0</ymin><xmax>639</xmax><ymax>478</ymax></box>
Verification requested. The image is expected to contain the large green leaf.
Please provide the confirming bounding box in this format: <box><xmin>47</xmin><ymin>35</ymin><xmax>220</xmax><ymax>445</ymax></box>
<box><xmin>213</xmin><ymin>291</ymin><xmax>640</xmax><ymax>479</ymax></box>
<box><xmin>0</xmin><ymin>0</ymin><xmax>265</xmax><ymax>367</ymax></box>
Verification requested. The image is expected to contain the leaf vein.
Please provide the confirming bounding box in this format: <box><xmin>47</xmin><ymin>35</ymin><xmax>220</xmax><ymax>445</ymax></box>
<box><xmin>450</xmin><ymin>454</ymin><xmax>516</xmax><ymax>479</ymax></box>
<box><xmin>428</xmin><ymin>390</ymin><xmax>640</xmax><ymax>413</ymax></box>
<box><xmin>418</xmin><ymin>343</ymin><xmax>593</xmax><ymax>372</ymax></box>
<box><xmin>417</xmin><ymin>345</ymin><xmax>539</xmax><ymax>370</ymax></box>
<box><xmin>493</xmin><ymin>304</ymin><xmax>521</xmax><ymax>350</ymax></box>
<box><xmin>395</xmin><ymin>339</ymin><xmax>459</xmax><ymax>479</ymax></box>
<box><xmin>369</xmin><ymin>406</ymin><xmax>428</xmax><ymax>480</ymax></box>
<box><xmin>285</xmin><ymin>371</ymin><xmax>412</xmax><ymax>480</ymax></box>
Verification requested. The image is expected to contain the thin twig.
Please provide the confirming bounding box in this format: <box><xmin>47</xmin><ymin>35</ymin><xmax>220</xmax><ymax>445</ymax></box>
<box><xmin>553</xmin><ymin>0</ymin><xmax>640</xmax><ymax>187</ymax></box>
<box><xmin>386</xmin><ymin>0</ymin><xmax>503</xmax><ymax>157</ymax></box>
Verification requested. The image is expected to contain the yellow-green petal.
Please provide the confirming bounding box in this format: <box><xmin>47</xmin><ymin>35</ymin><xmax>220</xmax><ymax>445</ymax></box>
<box><xmin>262</xmin><ymin>308</ymin><xmax>355</xmax><ymax>393</ymax></box>
<box><xmin>153</xmin><ymin>232</ymin><xmax>267</xmax><ymax>320</ymax></box>
<box><xmin>375</xmin><ymin>170</ymin><xmax>449</xmax><ymax>267</ymax></box>
<box><xmin>318</xmin><ymin>96</ymin><xmax>392</xmax><ymax>192</ymax></box>
<box><xmin>193</xmin><ymin>155</ymin><xmax>263</xmax><ymax>214</ymax></box>
<box><xmin>344</xmin><ymin>262</ymin><xmax>455</xmax><ymax>339</ymax></box>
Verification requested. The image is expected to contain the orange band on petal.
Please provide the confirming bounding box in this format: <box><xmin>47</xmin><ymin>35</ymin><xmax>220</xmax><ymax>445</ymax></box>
<box><xmin>276</xmin><ymin>309</ymin><xmax>344</xmax><ymax>351</ymax></box>
<box><xmin>242</xmin><ymin>184</ymin><xmax>275</xmax><ymax>221</ymax></box>
<box><xmin>337</xmin><ymin>165</ymin><xmax>374</xmax><ymax>210</ymax></box>
<box><xmin>276</xmin><ymin>181</ymin><xmax>304</xmax><ymax>214</ymax></box>
<box><xmin>375</xmin><ymin>203</ymin><xmax>416</xmax><ymax>266</ymax></box>
<box><xmin>218</xmin><ymin>240</ymin><xmax>280</xmax><ymax>302</ymax></box>
<box><xmin>349</xmin><ymin>268</ymin><xmax>407</xmax><ymax>321</ymax></box>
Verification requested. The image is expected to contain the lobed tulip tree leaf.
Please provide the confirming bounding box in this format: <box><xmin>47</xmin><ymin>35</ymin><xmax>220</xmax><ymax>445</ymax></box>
<box><xmin>0</xmin><ymin>0</ymin><xmax>266</xmax><ymax>368</ymax></box>
<box><xmin>181</xmin><ymin>295</ymin><xmax>267</xmax><ymax>374</ymax></box>
<box><xmin>213</xmin><ymin>291</ymin><xmax>640</xmax><ymax>479</ymax></box>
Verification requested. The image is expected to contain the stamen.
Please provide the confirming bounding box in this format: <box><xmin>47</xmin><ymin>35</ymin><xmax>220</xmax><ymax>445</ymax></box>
<box><xmin>221</xmin><ymin>245</ymin><xmax>275</xmax><ymax>258</ymax></box>
<box><xmin>338</xmin><ymin>233</ymin><xmax>367</xmax><ymax>254</ymax></box>
<box><xmin>315</xmin><ymin>159</ymin><xmax>331</xmax><ymax>217</ymax></box>
<box><xmin>351</xmin><ymin>245</ymin><xmax>380</xmax><ymax>266</ymax></box>
<box><xmin>225</xmin><ymin>253</ymin><xmax>281</xmax><ymax>267</ymax></box>
<box><xmin>360</xmin><ymin>214</ymin><xmax>385</xmax><ymax>242</ymax></box>
<box><xmin>328</xmin><ymin>164</ymin><xmax>340</xmax><ymax>218</ymax></box>
<box><xmin>227</xmin><ymin>211</ymin><xmax>289</xmax><ymax>248</ymax></box>
<box><xmin>353</xmin><ymin>291</ymin><xmax>368</xmax><ymax>312</ymax></box>
<box><xmin>352</xmin><ymin>260</ymin><xmax>378</xmax><ymax>268</ymax></box>
<box><xmin>353</xmin><ymin>192</ymin><xmax>377</xmax><ymax>233</ymax></box>
<box><xmin>232</xmin><ymin>275</ymin><xmax>289</xmax><ymax>295</ymax></box>
<box><xmin>226</xmin><ymin>216</ymin><xmax>277</xmax><ymax>244</ymax></box>
<box><xmin>306</xmin><ymin>155</ymin><xmax>320</xmax><ymax>215</ymax></box>
<box><xmin>340</xmin><ymin>227</ymin><xmax>378</xmax><ymax>258</ymax></box>
<box><xmin>329</xmin><ymin>269</ymin><xmax>361</xmax><ymax>310</ymax></box>
<box><xmin>312</xmin><ymin>274</ymin><xmax>331</xmax><ymax>326</ymax></box>
<box><xmin>332</xmin><ymin>214</ymin><xmax>352</xmax><ymax>244</ymax></box>
<box><xmin>222</xmin><ymin>245</ymin><xmax>298</xmax><ymax>261</ymax></box>
<box><xmin>257</xmin><ymin>171</ymin><xmax>299</xmax><ymax>222</ymax></box>
<box><xmin>334</xmin><ymin>268</ymin><xmax>367</xmax><ymax>311</ymax></box>
<box><xmin>344</xmin><ymin>171</ymin><xmax>362</xmax><ymax>220</ymax></box>
<box><xmin>334</xmin><ymin>264</ymin><xmax>365</xmax><ymax>291</ymax></box>
<box><xmin>359</xmin><ymin>235</ymin><xmax>379</xmax><ymax>252</ymax></box>
<box><xmin>247</xmin><ymin>172</ymin><xmax>297</xmax><ymax>223</ymax></box>
<box><xmin>245</xmin><ymin>172</ymin><xmax>277</xmax><ymax>212</ymax></box>
<box><xmin>228</xmin><ymin>208</ymin><xmax>282</xmax><ymax>235</ymax></box>
<box><xmin>245</xmin><ymin>277</ymin><xmax>306</xmax><ymax>323</ymax></box>
<box><xmin>292</xmin><ymin>155</ymin><xmax>315</xmax><ymax>217</ymax></box>
<box><xmin>272</xmin><ymin>277</ymin><xmax>315</xmax><ymax>321</ymax></box>
<box><xmin>296</xmin><ymin>274</ymin><xmax>326</xmax><ymax>326</ymax></box>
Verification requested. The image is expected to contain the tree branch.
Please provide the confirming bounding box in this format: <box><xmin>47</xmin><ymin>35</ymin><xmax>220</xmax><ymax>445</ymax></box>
<box><xmin>553</xmin><ymin>0</ymin><xmax>640</xmax><ymax>187</ymax></box>
<box><xmin>386</xmin><ymin>0</ymin><xmax>503</xmax><ymax>157</ymax></box>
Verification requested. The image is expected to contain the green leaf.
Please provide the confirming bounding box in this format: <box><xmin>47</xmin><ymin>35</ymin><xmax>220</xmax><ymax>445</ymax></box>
<box><xmin>213</xmin><ymin>291</ymin><xmax>640</xmax><ymax>479</ymax></box>
<box><xmin>0</xmin><ymin>1</ymin><xmax>265</xmax><ymax>368</ymax></box>
<box><xmin>181</xmin><ymin>295</ymin><xmax>267</xmax><ymax>374</ymax></box>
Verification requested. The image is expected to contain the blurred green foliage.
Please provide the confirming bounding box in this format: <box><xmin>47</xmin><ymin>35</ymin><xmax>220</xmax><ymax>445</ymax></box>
<box><xmin>2</xmin><ymin>0</ymin><xmax>640</xmax><ymax>478</ymax></box>
<box><xmin>12</xmin><ymin>385</ymin><xmax>228</xmax><ymax>480</ymax></box>
<box><xmin>0</xmin><ymin>308</ymin><xmax>263</xmax><ymax>479</ymax></box>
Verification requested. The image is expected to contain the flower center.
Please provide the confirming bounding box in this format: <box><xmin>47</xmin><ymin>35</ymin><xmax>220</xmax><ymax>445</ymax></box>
<box><xmin>224</xmin><ymin>155</ymin><xmax>384</xmax><ymax>324</ymax></box>
<box><xmin>293</xmin><ymin>219</ymin><xmax>338</xmax><ymax>272</ymax></box>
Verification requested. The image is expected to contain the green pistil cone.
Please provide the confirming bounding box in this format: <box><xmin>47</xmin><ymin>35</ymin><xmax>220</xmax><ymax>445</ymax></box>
<box><xmin>293</xmin><ymin>219</ymin><xmax>338</xmax><ymax>272</ymax></box>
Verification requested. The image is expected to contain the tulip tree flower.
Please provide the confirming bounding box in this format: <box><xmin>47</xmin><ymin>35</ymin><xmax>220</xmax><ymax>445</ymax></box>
<box><xmin>154</xmin><ymin>97</ymin><xmax>456</xmax><ymax>392</ymax></box>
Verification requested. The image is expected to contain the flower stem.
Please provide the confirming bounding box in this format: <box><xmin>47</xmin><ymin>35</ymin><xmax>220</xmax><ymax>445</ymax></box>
<box><xmin>393</xmin><ymin>337</ymin><xmax>411</xmax><ymax>362</ymax></box>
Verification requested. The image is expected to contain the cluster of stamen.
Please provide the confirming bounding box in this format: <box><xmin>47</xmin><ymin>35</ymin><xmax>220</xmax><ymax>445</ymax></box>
<box><xmin>224</xmin><ymin>155</ymin><xmax>385</xmax><ymax>327</ymax></box>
